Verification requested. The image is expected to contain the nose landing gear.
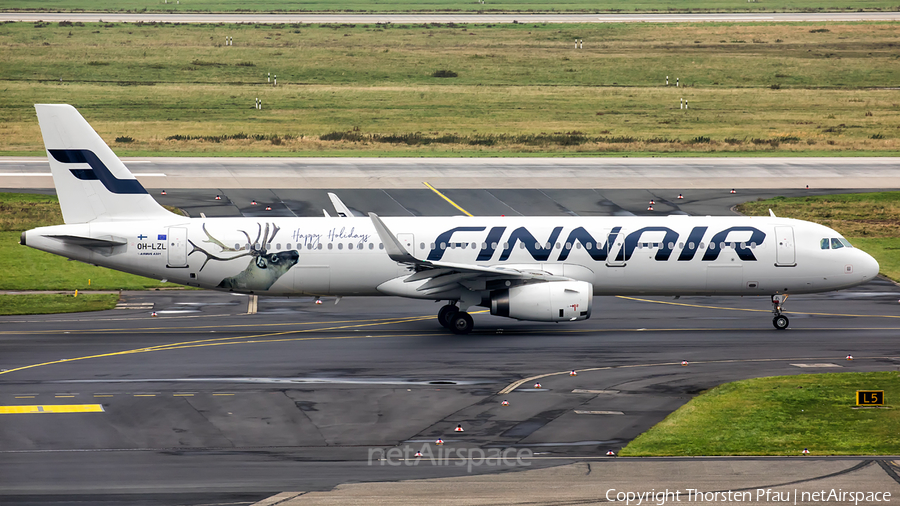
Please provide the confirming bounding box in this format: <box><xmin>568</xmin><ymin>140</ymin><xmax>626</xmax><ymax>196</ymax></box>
<box><xmin>772</xmin><ymin>294</ymin><xmax>789</xmax><ymax>330</ymax></box>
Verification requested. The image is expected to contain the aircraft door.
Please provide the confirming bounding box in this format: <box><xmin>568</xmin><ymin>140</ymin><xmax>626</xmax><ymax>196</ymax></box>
<box><xmin>166</xmin><ymin>227</ymin><xmax>188</xmax><ymax>268</ymax></box>
<box><xmin>774</xmin><ymin>226</ymin><xmax>796</xmax><ymax>266</ymax></box>
<box><xmin>397</xmin><ymin>233</ymin><xmax>415</xmax><ymax>256</ymax></box>
<box><xmin>605</xmin><ymin>229</ymin><xmax>626</xmax><ymax>267</ymax></box>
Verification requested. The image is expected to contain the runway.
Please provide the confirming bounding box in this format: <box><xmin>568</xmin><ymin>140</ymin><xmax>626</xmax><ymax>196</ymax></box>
<box><xmin>2</xmin><ymin>182</ymin><xmax>900</xmax><ymax>504</ymax></box>
<box><xmin>3</xmin><ymin>156</ymin><xmax>900</xmax><ymax>190</ymax></box>
<box><xmin>3</xmin><ymin>12</ymin><xmax>899</xmax><ymax>23</ymax></box>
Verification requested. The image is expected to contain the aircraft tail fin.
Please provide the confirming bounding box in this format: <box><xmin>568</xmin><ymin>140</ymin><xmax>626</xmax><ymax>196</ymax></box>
<box><xmin>34</xmin><ymin>104</ymin><xmax>177</xmax><ymax>224</ymax></box>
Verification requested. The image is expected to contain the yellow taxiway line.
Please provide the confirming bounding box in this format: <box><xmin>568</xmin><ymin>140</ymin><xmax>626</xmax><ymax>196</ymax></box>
<box><xmin>0</xmin><ymin>404</ymin><xmax>104</xmax><ymax>414</ymax></box>
<box><xmin>0</xmin><ymin>314</ymin><xmax>436</xmax><ymax>378</ymax></box>
<box><xmin>617</xmin><ymin>295</ymin><xmax>900</xmax><ymax>319</ymax></box>
<box><xmin>423</xmin><ymin>182</ymin><xmax>473</xmax><ymax>217</ymax></box>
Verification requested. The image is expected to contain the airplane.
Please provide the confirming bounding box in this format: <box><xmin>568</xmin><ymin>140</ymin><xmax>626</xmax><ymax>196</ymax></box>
<box><xmin>21</xmin><ymin>104</ymin><xmax>880</xmax><ymax>333</ymax></box>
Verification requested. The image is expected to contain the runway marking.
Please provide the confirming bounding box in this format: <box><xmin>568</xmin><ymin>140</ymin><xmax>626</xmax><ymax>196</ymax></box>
<box><xmin>423</xmin><ymin>182</ymin><xmax>473</xmax><ymax>217</ymax></box>
<box><xmin>616</xmin><ymin>296</ymin><xmax>900</xmax><ymax>319</ymax></box>
<box><xmin>54</xmin><ymin>395</ymin><xmax>76</xmax><ymax>398</ymax></box>
<box><xmin>498</xmin><ymin>356</ymin><xmax>900</xmax><ymax>394</ymax></box>
<box><xmin>94</xmin><ymin>394</ymin><xmax>114</xmax><ymax>398</ymax></box>
<box><xmin>133</xmin><ymin>394</ymin><xmax>156</xmax><ymax>397</ymax></box>
<box><xmin>173</xmin><ymin>393</ymin><xmax>195</xmax><ymax>397</ymax></box>
<box><xmin>0</xmin><ymin>314</ymin><xmax>438</xmax><ymax>336</ymax></box>
<box><xmin>0</xmin><ymin>404</ymin><xmax>104</xmax><ymax>414</ymax></box>
<box><xmin>0</xmin><ymin>314</ymin><xmax>434</xmax><ymax>378</ymax></box>
<box><xmin>213</xmin><ymin>393</ymin><xmax>234</xmax><ymax>396</ymax></box>
<box><xmin>14</xmin><ymin>396</ymin><xmax>35</xmax><ymax>399</ymax></box>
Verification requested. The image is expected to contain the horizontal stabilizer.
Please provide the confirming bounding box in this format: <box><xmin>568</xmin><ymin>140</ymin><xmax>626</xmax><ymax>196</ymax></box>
<box><xmin>45</xmin><ymin>234</ymin><xmax>127</xmax><ymax>248</ymax></box>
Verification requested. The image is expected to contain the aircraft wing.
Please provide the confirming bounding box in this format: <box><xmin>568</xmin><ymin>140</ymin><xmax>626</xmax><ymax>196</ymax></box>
<box><xmin>368</xmin><ymin>213</ymin><xmax>569</xmax><ymax>292</ymax></box>
<box><xmin>328</xmin><ymin>192</ymin><xmax>355</xmax><ymax>217</ymax></box>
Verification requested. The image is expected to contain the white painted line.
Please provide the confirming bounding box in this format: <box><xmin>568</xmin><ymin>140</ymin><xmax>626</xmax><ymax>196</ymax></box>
<box><xmin>790</xmin><ymin>363</ymin><xmax>842</xmax><ymax>368</ymax></box>
<box><xmin>572</xmin><ymin>389</ymin><xmax>620</xmax><ymax>394</ymax></box>
<box><xmin>574</xmin><ymin>410</ymin><xmax>625</xmax><ymax>415</ymax></box>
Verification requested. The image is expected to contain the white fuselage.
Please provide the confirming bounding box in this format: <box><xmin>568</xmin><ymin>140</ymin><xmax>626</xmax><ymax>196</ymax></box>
<box><xmin>24</xmin><ymin>214</ymin><xmax>879</xmax><ymax>299</ymax></box>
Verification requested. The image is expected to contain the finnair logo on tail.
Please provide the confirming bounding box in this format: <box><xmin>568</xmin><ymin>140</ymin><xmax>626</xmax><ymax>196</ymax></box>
<box><xmin>48</xmin><ymin>149</ymin><xmax>147</xmax><ymax>195</ymax></box>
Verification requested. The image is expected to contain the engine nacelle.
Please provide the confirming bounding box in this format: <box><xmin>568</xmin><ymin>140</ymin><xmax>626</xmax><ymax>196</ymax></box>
<box><xmin>490</xmin><ymin>280</ymin><xmax>593</xmax><ymax>322</ymax></box>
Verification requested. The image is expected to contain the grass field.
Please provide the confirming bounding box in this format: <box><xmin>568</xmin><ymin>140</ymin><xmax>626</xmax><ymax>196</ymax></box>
<box><xmin>737</xmin><ymin>192</ymin><xmax>900</xmax><ymax>280</ymax></box>
<box><xmin>3</xmin><ymin>0</ymin><xmax>898</xmax><ymax>13</ymax></box>
<box><xmin>2</xmin><ymin>21</ymin><xmax>899</xmax><ymax>156</ymax></box>
<box><xmin>0</xmin><ymin>293</ymin><xmax>119</xmax><ymax>315</ymax></box>
<box><xmin>621</xmin><ymin>372</ymin><xmax>900</xmax><ymax>456</ymax></box>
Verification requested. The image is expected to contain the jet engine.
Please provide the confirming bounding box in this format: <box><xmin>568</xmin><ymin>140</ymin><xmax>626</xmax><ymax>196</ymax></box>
<box><xmin>490</xmin><ymin>280</ymin><xmax>593</xmax><ymax>322</ymax></box>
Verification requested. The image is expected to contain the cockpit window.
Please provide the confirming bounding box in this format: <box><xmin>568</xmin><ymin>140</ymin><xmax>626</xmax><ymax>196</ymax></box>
<box><xmin>822</xmin><ymin>238</ymin><xmax>854</xmax><ymax>250</ymax></box>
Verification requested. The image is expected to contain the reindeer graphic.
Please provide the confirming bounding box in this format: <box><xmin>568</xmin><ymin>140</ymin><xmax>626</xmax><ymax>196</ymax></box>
<box><xmin>189</xmin><ymin>222</ymin><xmax>299</xmax><ymax>291</ymax></box>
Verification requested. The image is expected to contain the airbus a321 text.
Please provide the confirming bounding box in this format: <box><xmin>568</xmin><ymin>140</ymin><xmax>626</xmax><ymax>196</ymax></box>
<box><xmin>22</xmin><ymin>105</ymin><xmax>880</xmax><ymax>333</ymax></box>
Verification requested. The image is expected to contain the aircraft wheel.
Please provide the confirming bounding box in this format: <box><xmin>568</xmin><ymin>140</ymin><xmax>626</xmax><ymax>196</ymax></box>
<box><xmin>450</xmin><ymin>312</ymin><xmax>474</xmax><ymax>335</ymax></box>
<box><xmin>773</xmin><ymin>315</ymin><xmax>789</xmax><ymax>330</ymax></box>
<box><xmin>438</xmin><ymin>304</ymin><xmax>458</xmax><ymax>329</ymax></box>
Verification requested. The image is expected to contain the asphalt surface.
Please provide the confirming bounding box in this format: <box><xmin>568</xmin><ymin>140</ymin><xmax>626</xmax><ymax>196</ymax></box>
<box><xmin>2</xmin><ymin>185</ymin><xmax>900</xmax><ymax>504</ymax></box>
<box><xmin>2</xmin><ymin>12</ymin><xmax>899</xmax><ymax>23</ymax></box>
<box><xmin>4</xmin><ymin>156</ymin><xmax>900</xmax><ymax>190</ymax></box>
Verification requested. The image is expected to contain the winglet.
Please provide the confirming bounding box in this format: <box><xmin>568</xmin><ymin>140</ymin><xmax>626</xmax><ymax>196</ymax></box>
<box><xmin>328</xmin><ymin>192</ymin><xmax>354</xmax><ymax>217</ymax></box>
<box><xmin>368</xmin><ymin>212</ymin><xmax>427</xmax><ymax>265</ymax></box>
<box><xmin>769</xmin><ymin>209</ymin><xmax>777</xmax><ymax>217</ymax></box>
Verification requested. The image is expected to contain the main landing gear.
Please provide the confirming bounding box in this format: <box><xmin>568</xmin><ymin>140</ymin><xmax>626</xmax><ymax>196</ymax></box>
<box><xmin>772</xmin><ymin>294</ymin><xmax>789</xmax><ymax>330</ymax></box>
<box><xmin>438</xmin><ymin>304</ymin><xmax>474</xmax><ymax>335</ymax></box>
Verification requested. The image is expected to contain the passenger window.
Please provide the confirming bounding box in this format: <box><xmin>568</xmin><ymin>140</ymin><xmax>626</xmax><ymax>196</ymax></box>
<box><xmin>831</xmin><ymin>238</ymin><xmax>844</xmax><ymax>249</ymax></box>
<box><xmin>821</xmin><ymin>238</ymin><xmax>830</xmax><ymax>250</ymax></box>
<box><xmin>369</xmin><ymin>243</ymin><xmax>374</xmax><ymax>250</ymax></box>
<box><xmin>337</xmin><ymin>243</ymin><xmax>343</xmax><ymax>250</ymax></box>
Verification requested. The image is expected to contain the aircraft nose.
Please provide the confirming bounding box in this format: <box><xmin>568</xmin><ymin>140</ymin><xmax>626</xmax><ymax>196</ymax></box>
<box><xmin>859</xmin><ymin>250</ymin><xmax>880</xmax><ymax>281</ymax></box>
